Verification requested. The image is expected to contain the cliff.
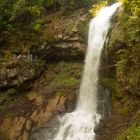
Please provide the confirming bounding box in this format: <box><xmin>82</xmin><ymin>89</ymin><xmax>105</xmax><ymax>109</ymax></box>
<box><xmin>0</xmin><ymin>0</ymin><xmax>139</xmax><ymax>140</ymax></box>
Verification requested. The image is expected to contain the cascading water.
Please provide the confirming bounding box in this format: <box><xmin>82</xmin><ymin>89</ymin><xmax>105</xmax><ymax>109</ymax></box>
<box><xmin>53</xmin><ymin>3</ymin><xmax>121</xmax><ymax>140</ymax></box>
<box><xmin>29</xmin><ymin>3</ymin><xmax>122</xmax><ymax>140</ymax></box>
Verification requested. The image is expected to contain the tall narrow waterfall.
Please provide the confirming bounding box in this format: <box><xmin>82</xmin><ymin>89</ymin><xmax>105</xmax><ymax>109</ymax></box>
<box><xmin>52</xmin><ymin>3</ymin><xmax>121</xmax><ymax>140</ymax></box>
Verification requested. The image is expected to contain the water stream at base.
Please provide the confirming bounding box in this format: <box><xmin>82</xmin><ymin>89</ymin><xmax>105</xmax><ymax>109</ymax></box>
<box><xmin>53</xmin><ymin>3</ymin><xmax>121</xmax><ymax>140</ymax></box>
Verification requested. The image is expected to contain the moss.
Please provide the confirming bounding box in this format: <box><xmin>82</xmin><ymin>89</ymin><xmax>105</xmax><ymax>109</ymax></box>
<box><xmin>54</xmin><ymin>61</ymin><xmax>82</xmax><ymax>76</ymax></box>
<box><xmin>33</xmin><ymin>19</ymin><xmax>46</xmax><ymax>31</ymax></box>
<box><xmin>52</xmin><ymin>75</ymin><xmax>80</xmax><ymax>87</ymax></box>
<box><xmin>78</xmin><ymin>15</ymin><xmax>90</xmax><ymax>42</ymax></box>
<box><xmin>101</xmin><ymin>78</ymin><xmax>116</xmax><ymax>92</ymax></box>
<box><xmin>100</xmin><ymin>77</ymin><xmax>119</xmax><ymax>103</ymax></box>
<box><xmin>116</xmin><ymin>123</ymin><xmax>140</xmax><ymax>140</ymax></box>
<box><xmin>51</xmin><ymin>61</ymin><xmax>82</xmax><ymax>87</ymax></box>
<box><xmin>55</xmin><ymin>91</ymin><xmax>64</xmax><ymax>96</ymax></box>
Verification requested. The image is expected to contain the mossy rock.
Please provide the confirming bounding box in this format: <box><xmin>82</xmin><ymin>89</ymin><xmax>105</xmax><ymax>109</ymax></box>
<box><xmin>78</xmin><ymin>14</ymin><xmax>91</xmax><ymax>42</ymax></box>
<box><xmin>51</xmin><ymin>61</ymin><xmax>82</xmax><ymax>88</ymax></box>
<box><xmin>52</xmin><ymin>75</ymin><xmax>80</xmax><ymax>87</ymax></box>
<box><xmin>55</xmin><ymin>91</ymin><xmax>64</xmax><ymax>96</ymax></box>
<box><xmin>100</xmin><ymin>78</ymin><xmax>116</xmax><ymax>92</ymax></box>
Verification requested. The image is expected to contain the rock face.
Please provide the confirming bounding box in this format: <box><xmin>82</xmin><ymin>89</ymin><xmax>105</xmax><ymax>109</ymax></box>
<box><xmin>0</xmin><ymin>8</ymin><xmax>88</xmax><ymax>140</ymax></box>
<box><xmin>0</xmin><ymin>61</ymin><xmax>83</xmax><ymax>140</ymax></box>
<box><xmin>32</xmin><ymin>41</ymin><xmax>86</xmax><ymax>61</ymax></box>
<box><xmin>0</xmin><ymin>55</ymin><xmax>45</xmax><ymax>89</ymax></box>
<box><xmin>30</xmin><ymin>8</ymin><xmax>90</xmax><ymax>63</ymax></box>
<box><xmin>0</xmin><ymin>6</ymin><xmax>88</xmax><ymax>140</ymax></box>
<box><xmin>2</xmin><ymin>1</ymin><xmax>139</xmax><ymax>140</ymax></box>
<box><xmin>0</xmin><ymin>8</ymin><xmax>88</xmax><ymax>93</ymax></box>
<box><xmin>0</xmin><ymin>93</ymin><xmax>68</xmax><ymax>140</ymax></box>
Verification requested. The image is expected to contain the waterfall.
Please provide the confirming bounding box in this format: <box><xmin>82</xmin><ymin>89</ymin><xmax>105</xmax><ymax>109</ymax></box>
<box><xmin>29</xmin><ymin>3</ymin><xmax>121</xmax><ymax>140</ymax></box>
<box><xmin>53</xmin><ymin>3</ymin><xmax>121</xmax><ymax>140</ymax></box>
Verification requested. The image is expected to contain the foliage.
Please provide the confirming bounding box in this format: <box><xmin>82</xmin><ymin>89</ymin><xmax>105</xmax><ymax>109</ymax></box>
<box><xmin>108</xmin><ymin>0</ymin><xmax>140</xmax><ymax>97</ymax></box>
<box><xmin>63</xmin><ymin>0</ymin><xmax>93</xmax><ymax>8</ymax></box>
<box><xmin>116</xmin><ymin>123</ymin><xmax>140</xmax><ymax>140</ymax></box>
<box><xmin>0</xmin><ymin>0</ymin><xmax>94</xmax><ymax>46</ymax></box>
<box><xmin>101</xmin><ymin>78</ymin><xmax>116</xmax><ymax>92</ymax></box>
<box><xmin>0</xmin><ymin>0</ymin><xmax>44</xmax><ymax>46</ymax></box>
<box><xmin>51</xmin><ymin>61</ymin><xmax>82</xmax><ymax>87</ymax></box>
<box><xmin>33</xmin><ymin>19</ymin><xmax>46</xmax><ymax>31</ymax></box>
<box><xmin>11</xmin><ymin>0</ymin><xmax>42</xmax><ymax>22</ymax></box>
<box><xmin>89</xmin><ymin>0</ymin><xmax>107</xmax><ymax>16</ymax></box>
<box><xmin>115</xmin><ymin>49</ymin><xmax>129</xmax><ymax>82</ymax></box>
<box><xmin>37</xmin><ymin>0</ymin><xmax>93</xmax><ymax>10</ymax></box>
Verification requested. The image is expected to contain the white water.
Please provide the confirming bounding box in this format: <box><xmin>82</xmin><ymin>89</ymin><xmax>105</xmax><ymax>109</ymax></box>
<box><xmin>53</xmin><ymin>3</ymin><xmax>121</xmax><ymax>140</ymax></box>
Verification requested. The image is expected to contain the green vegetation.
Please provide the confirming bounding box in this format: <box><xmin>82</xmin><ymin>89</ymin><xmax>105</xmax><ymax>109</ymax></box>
<box><xmin>51</xmin><ymin>61</ymin><xmax>82</xmax><ymax>87</ymax></box>
<box><xmin>78</xmin><ymin>15</ymin><xmax>90</xmax><ymax>41</ymax></box>
<box><xmin>120</xmin><ymin>95</ymin><xmax>138</xmax><ymax>115</ymax></box>
<box><xmin>55</xmin><ymin>91</ymin><xmax>64</xmax><ymax>96</ymax></box>
<box><xmin>105</xmin><ymin>1</ymin><xmax>140</xmax><ymax>138</ymax></box>
<box><xmin>0</xmin><ymin>0</ymin><xmax>94</xmax><ymax>48</ymax></box>
<box><xmin>52</xmin><ymin>75</ymin><xmax>80</xmax><ymax>87</ymax></box>
<box><xmin>116</xmin><ymin>123</ymin><xmax>140</xmax><ymax>140</ymax></box>
<box><xmin>0</xmin><ymin>0</ymin><xmax>44</xmax><ymax>45</ymax></box>
<box><xmin>0</xmin><ymin>0</ymin><xmax>139</xmax><ymax>139</ymax></box>
<box><xmin>101</xmin><ymin>78</ymin><xmax>116</xmax><ymax>92</ymax></box>
<box><xmin>0</xmin><ymin>88</ymin><xmax>21</xmax><ymax>109</ymax></box>
<box><xmin>105</xmin><ymin>0</ymin><xmax>140</xmax><ymax>97</ymax></box>
<box><xmin>89</xmin><ymin>0</ymin><xmax>107</xmax><ymax>16</ymax></box>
